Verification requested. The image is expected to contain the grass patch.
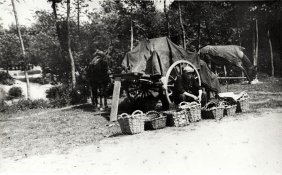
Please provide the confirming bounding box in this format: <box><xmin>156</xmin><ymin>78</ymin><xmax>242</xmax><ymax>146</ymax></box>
<box><xmin>0</xmin><ymin>106</ymin><xmax>121</xmax><ymax>159</ymax></box>
<box><xmin>220</xmin><ymin>76</ymin><xmax>282</xmax><ymax>93</ymax></box>
<box><xmin>251</xmin><ymin>99</ymin><xmax>282</xmax><ymax>110</ymax></box>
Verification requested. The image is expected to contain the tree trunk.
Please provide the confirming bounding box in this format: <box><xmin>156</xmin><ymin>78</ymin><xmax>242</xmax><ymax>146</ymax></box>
<box><xmin>178</xmin><ymin>2</ymin><xmax>186</xmax><ymax>49</ymax></box>
<box><xmin>11</xmin><ymin>0</ymin><xmax>30</xmax><ymax>99</ymax></box>
<box><xmin>267</xmin><ymin>26</ymin><xmax>274</xmax><ymax>77</ymax></box>
<box><xmin>252</xmin><ymin>22</ymin><xmax>256</xmax><ymax>64</ymax></box>
<box><xmin>205</xmin><ymin>21</ymin><xmax>213</xmax><ymax>45</ymax></box>
<box><xmin>164</xmin><ymin>0</ymin><xmax>170</xmax><ymax>38</ymax></box>
<box><xmin>77</xmin><ymin>0</ymin><xmax>80</xmax><ymax>35</ymax></box>
<box><xmin>197</xmin><ymin>19</ymin><xmax>201</xmax><ymax>50</ymax></box>
<box><xmin>254</xmin><ymin>19</ymin><xmax>258</xmax><ymax>67</ymax></box>
<box><xmin>238</xmin><ymin>26</ymin><xmax>241</xmax><ymax>46</ymax></box>
<box><xmin>130</xmin><ymin>7</ymin><xmax>133</xmax><ymax>51</ymax></box>
<box><xmin>66</xmin><ymin>0</ymin><xmax>76</xmax><ymax>88</ymax></box>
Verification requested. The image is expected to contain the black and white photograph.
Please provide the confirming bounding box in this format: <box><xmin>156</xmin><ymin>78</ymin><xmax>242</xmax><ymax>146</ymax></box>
<box><xmin>0</xmin><ymin>0</ymin><xmax>282</xmax><ymax>174</ymax></box>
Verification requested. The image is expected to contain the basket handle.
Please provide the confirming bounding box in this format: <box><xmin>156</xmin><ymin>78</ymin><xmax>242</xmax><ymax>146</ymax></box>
<box><xmin>242</xmin><ymin>92</ymin><xmax>249</xmax><ymax>99</ymax></box>
<box><xmin>145</xmin><ymin>110</ymin><xmax>160</xmax><ymax>119</ymax></box>
<box><xmin>220</xmin><ymin>101</ymin><xmax>229</xmax><ymax>107</ymax></box>
<box><xmin>145</xmin><ymin>110</ymin><xmax>159</xmax><ymax>116</ymax></box>
<box><xmin>179</xmin><ymin>101</ymin><xmax>190</xmax><ymax>109</ymax></box>
<box><xmin>118</xmin><ymin>113</ymin><xmax>130</xmax><ymax>119</ymax></box>
<box><xmin>132</xmin><ymin>110</ymin><xmax>144</xmax><ymax>117</ymax></box>
<box><xmin>218</xmin><ymin>101</ymin><xmax>227</xmax><ymax>107</ymax></box>
<box><xmin>189</xmin><ymin>101</ymin><xmax>200</xmax><ymax>107</ymax></box>
<box><xmin>203</xmin><ymin>101</ymin><xmax>218</xmax><ymax>110</ymax></box>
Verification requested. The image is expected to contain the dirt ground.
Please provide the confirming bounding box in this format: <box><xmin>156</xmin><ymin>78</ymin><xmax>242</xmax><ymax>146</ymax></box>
<box><xmin>1</xmin><ymin>108</ymin><xmax>282</xmax><ymax>175</ymax></box>
<box><xmin>1</xmin><ymin>76</ymin><xmax>282</xmax><ymax>175</ymax></box>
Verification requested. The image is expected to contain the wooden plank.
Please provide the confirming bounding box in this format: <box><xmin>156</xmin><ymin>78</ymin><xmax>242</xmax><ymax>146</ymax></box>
<box><xmin>218</xmin><ymin>77</ymin><xmax>247</xmax><ymax>79</ymax></box>
<box><xmin>110</xmin><ymin>77</ymin><xmax>121</xmax><ymax>122</ymax></box>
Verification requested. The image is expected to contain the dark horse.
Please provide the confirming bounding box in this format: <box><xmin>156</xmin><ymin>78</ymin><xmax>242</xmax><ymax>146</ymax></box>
<box><xmin>86</xmin><ymin>51</ymin><xmax>110</xmax><ymax>109</ymax></box>
<box><xmin>199</xmin><ymin>45</ymin><xmax>257</xmax><ymax>82</ymax></box>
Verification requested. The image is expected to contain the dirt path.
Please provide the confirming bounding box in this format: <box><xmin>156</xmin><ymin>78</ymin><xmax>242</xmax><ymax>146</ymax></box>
<box><xmin>1</xmin><ymin>109</ymin><xmax>282</xmax><ymax>175</ymax></box>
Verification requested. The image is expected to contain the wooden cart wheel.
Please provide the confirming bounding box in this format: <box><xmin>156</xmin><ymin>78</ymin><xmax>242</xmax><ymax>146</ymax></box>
<box><xmin>125</xmin><ymin>79</ymin><xmax>160</xmax><ymax>103</ymax></box>
<box><xmin>163</xmin><ymin>60</ymin><xmax>201</xmax><ymax>104</ymax></box>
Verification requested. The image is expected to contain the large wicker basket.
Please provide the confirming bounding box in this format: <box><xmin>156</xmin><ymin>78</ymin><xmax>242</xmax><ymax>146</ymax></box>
<box><xmin>236</xmin><ymin>93</ymin><xmax>250</xmax><ymax>113</ymax></box>
<box><xmin>118</xmin><ymin>110</ymin><xmax>145</xmax><ymax>135</ymax></box>
<box><xmin>201</xmin><ymin>101</ymin><xmax>225</xmax><ymax>120</ymax></box>
<box><xmin>163</xmin><ymin>109</ymin><xmax>189</xmax><ymax>127</ymax></box>
<box><xmin>144</xmin><ymin>111</ymin><xmax>167</xmax><ymax>130</ymax></box>
<box><xmin>179</xmin><ymin>101</ymin><xmax>201</xmax><ymax>122</ymax></box>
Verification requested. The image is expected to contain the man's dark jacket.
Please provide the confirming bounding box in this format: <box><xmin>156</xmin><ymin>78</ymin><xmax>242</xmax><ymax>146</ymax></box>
<box><xmin>174</xmin><ymin>73</ymin><xmax>200</xmax><ymax>96</ymax></box>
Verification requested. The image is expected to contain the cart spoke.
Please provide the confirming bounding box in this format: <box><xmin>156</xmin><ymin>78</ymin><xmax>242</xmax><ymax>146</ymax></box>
<box><xmin>169</xmin><ymin>75</ymin><xmax>176</xmax><ymax>81</ymax></box>
<box><xmin>147</xmin><ymin>90</ymin><xmax>154</xmax><ymax>97</ymax></box>
<box><xmin>173</xmin><ymin>67</ymin><xmax>180</xmax><ymax>76</ymax></box>
<box><xmin>167</xmin><ymin>90</ymin><xmax>173</xmax><ymax>96</ymax></box>
<box><xmin>133</xmin><ymin>91</ymin><xmax>142</xmax><ymax>99</ymax></box>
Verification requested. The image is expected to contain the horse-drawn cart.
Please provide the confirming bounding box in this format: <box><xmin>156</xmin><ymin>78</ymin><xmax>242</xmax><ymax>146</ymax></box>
<box><xmin>110</xmin><ymin>37</ymin><xmax>220</xmax><ymax>121</ymax></box>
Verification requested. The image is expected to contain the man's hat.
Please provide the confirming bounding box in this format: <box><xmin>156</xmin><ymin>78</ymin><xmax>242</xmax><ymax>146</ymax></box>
<box><xmin>183</xmin><ymin>65</ymin><xmax>194</xmax><ymax>73</ymax></box>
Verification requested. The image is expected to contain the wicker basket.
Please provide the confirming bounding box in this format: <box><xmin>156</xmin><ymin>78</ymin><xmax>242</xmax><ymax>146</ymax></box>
<box><xmin>144</xmin><ymin>111</ymin><xmax>167</xmax><ymax>130</ymax></box>
<box><xmin>224</xmin><ymin>104</ymin><xmax>237</xmax><ymax>117</ymax></box>
<box><xmin>117</xmin><ymin>110</ymin><xmax>145</xmax><ymax>135</ymax></box>
<box><xmin>236</xmin><ymin>93</ymin><xmax>250</xmax><ymax>113</ymax></box>
<box><xmin>163</xmin><ymin>109</ymin><xmax>189</xmax><ymax>127</ymax></box>
<box><xmin>179</xmin><ymin>101</ymin><xmax>201</xmax><ymax>122</ymax></box>
<box><xmin>201</xmin><ymin>101</ymin><xmax>224</xmax><ymax>120</ymax></box>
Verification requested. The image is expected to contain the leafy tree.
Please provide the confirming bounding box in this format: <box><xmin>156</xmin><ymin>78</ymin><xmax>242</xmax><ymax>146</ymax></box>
<box><xmin>47</xmin><ymin>0</ymin><xmax>76</xmax><ymax>88</ymax></box>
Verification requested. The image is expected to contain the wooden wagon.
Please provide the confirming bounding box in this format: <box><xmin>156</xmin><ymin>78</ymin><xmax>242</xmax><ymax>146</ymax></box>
<box><xmin>109</xmin><ymin>37</ymin><xmax>221</xmax><ymax>121</ymax></box>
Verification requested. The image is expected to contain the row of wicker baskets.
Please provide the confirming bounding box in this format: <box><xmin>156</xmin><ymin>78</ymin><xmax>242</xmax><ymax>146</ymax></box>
<box><xmin>118</xmin><ymin>110</ymin><xmax>168</xmax><ymax>135</ymax></box>
<box><xmin>117</xmin><ymin>93</ymin><xmax>250</xmax><ymax>135</ymax></box>
<box><xmin>201</xmin><ymin>92</ymin><xmax>250</xmax><ymax>120</ymax></box>
<box><xmin>117</xmin><ymin>101</ymin><xmax>203</xmax><ymax>134</ymax></box>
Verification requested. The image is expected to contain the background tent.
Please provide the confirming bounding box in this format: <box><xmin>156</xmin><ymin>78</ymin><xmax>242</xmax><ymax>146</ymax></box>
<box><xmin>122</xmin><ymin>37</ymin><xmax>221</xmax><ymax>93</ymax></box>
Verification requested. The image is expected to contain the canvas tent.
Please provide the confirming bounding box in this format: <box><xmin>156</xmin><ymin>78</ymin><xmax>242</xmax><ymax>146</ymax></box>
<box><xmin>122</xmin><ymin>37</ymin><xmax>221</xmax><ymax>93</ymax></box>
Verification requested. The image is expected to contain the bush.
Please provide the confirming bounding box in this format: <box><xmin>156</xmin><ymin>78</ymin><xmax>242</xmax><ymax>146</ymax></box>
<box><xmin>8</xmin><ymin>87</ymin><xmax>23</xmax><ymax>99</ymax></box>
<box><xmin>0</xmin><ymin>71</ymin><xmax>14</xmax><ymax>85</ymax></box>
<box><xmin>0</xmin><ymin>98</ymin><xmax>50</xmax><ymax>113</ymax></box>
<box><xmin>0</xmin><ymin>87</ymin><xmax>6</xmax><ymax>101</ymax></box>
<box><xmin>46</xmin><ymin>85</ymin><xmax>71</xmax><ymax>107</ymax></box>
<box><xmin>16</xmin><ymin>99</ymin><xmax>33</xmax><ymax>111</ymax></box>
<box><xmin>70</xmin><ymin>85</ymin><xmax>89</xmax><ymax>105</ymax></box>
<box><xmin>0</xmin><ymin>100</ymin><xmax>8</xmax><ymax>112</ymax></box>
<box><xmin>31</xmin><ymin>99</ymin><xmax>50</xmax><ymax>109</ymax></box>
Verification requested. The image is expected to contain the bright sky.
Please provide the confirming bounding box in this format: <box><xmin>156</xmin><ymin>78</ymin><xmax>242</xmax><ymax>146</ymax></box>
<box><xmin>0</xmin><ymin>0</ymin><xmax>172</xmax><ymax>29</ymax></box>
<box><xmin>0</xmin><ymin>0</ymin><xmax>101</xmax><ymax>29</ymax></box>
